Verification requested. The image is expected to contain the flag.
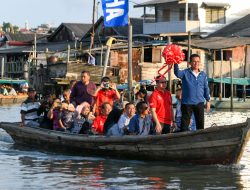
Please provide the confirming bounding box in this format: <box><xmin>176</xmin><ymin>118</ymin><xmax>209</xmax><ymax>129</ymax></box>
<box><xmin>102</xmin><ymin>0</ymin><xmax>129</xmax><ymax>27</ymax></box>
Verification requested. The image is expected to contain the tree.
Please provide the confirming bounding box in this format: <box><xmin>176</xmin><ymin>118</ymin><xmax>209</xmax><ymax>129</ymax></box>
<box><xmin>2</xmin><ymin>22</ymin><xmax>19</xmax><ymax>33</ymax></box>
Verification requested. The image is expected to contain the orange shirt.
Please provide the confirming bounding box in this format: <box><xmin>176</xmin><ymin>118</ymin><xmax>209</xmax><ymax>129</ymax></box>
<box><xmin>92</xmin><ymin>115</ymin><xmax>107</xmax><ymax>134</ymax></box>
<box><xmin>148</xmin><ymin>89</ymin><xmax>173</xmax><ymax>125</ymax></box>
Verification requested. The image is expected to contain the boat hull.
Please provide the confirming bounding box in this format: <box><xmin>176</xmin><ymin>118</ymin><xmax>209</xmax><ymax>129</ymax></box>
<box><xmin>0</xmin><ymin>96</ymin><xmax>27</xmax><ymax>105</ymax></box>
<box><xmin>0</xmin><ymin>119</ymin><xmax>250</xmax><ymax>165</ymax></box>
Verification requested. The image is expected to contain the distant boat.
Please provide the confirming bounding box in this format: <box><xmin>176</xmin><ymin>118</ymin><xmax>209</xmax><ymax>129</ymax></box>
<box><xmin>0</xmin><ymin>79</ymin><xmax>28</xmax><ymax>105</ymax></box>
<box><xmin>210</xmin><ymin>98</ymin><xmax>250</xmax><ymax>110</ymax></box>
<box><xmin>208</xmin><ymin>77</ymin><xmax>250</xmax><ymax>110</ymax></box>
<box><xmin>0</xmin><ymin>119</ymin><xmax>250</xmax><ymax>165</ymax></box>
<box><xmin>0</xmin><ymin>94</ymin><xmax>27</xmax><ymax>105</ymax></box>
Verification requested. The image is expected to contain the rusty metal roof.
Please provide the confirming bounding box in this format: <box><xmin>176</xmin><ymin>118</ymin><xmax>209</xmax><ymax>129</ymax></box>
<box><xmin>178</xmin><ymin>37</ymin><xmax>250</xmax><ymax>50</ymax></box>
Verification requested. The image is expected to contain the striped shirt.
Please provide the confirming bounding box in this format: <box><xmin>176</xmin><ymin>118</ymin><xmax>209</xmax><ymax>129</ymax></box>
<box><xmin>20</xmin><ymin>98</ymin><xmax>41</xmax><ymax>124</ymax></box>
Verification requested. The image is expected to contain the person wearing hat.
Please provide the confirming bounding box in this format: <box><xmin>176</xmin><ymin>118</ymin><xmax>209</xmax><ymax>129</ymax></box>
<box><xmin>20</xmin><ymin>87</ymin><xmax>41</xmax><ymax>127</ymax></box>
<box><xmin>148</xmin><ymin>75</ymin><xmax>175</xmax><ymax>134</ymax></box>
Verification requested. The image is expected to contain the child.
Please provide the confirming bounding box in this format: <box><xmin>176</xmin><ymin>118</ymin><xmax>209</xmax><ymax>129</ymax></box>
<box><xmin>48</xmin><ymin>99</ymin><xmax>66</xmax><ymax>132</ymax></box>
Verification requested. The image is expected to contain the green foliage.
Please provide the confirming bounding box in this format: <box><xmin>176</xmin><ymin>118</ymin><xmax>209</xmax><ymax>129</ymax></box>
<box><xmin>2</xmin><ymin>22</ymin><xmax>19</xmax><ymax>33</ymax></box>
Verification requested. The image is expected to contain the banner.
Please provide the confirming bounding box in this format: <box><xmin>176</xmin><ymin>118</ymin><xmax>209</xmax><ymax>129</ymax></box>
<box><xmin>102</xmin><ymin>0</ymin><xmax>129</xmax><ymax>27</ymax></box>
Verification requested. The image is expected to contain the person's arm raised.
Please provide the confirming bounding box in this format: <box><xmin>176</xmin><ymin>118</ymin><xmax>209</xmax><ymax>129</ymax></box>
<box><xmin>174</xmin><ymin>64</ymin><xmax>185</xmax><ymax>79</ymax></box>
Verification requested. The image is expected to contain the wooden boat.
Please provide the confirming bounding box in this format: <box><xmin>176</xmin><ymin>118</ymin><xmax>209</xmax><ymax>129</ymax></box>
<box><xmin>0</xmin><ymin>119</ymin><xmax>250</xmax><ymax>165</ymax></box>
<box><xmin>0</xmin><ymin>94</ymin><xmax>27</xmax><ymax>105</ymax></box>
<box><xmin>0</xmin><ymin>79</ymin><xmax>28</xmax><ymax>105</ymax></box>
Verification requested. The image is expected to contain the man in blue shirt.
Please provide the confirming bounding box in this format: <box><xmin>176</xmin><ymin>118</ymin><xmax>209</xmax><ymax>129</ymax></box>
<box><xmin>174</xmin><ymin>54</ymin><xmax>210</xmax><ymax>131</ymax></box>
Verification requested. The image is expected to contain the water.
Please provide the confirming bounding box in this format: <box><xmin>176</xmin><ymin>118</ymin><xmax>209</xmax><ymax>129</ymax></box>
<box><xmin>0</xmin><ymin>105</ymin><xmax>250</xmax><ymax>189</ymax></box>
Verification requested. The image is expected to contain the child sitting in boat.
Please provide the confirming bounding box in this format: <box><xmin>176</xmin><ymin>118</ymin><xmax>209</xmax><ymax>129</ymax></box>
<box><xmin>107</xmin><ymin>102</ymin><xmax>136</xmax><ymax>136</ymax></box>
<box><xmin>60</xmin><ymin>89</ymin><xmax>75</xmax><ymax>131</ymax></box>
<box><xmin>175</xmin><ymin>88</ymin><xmax>196</xmax><ymax>132</ymax></box>
<box><xmin>128</xmin><ymin>101</ymin><xmax>154</xmax><ymax>136</ymax></box>
<box><xmin>92</xmin><ymin>102</ymin><xmax>112</xmax><ymax>135</ymax></box>
<box><xmin>71</xmin><ymin>102</ymin><xmax>95</xmax><ymax>134</ymax></box>
<box><xmin>48</xmin><ymin>99</ymin><xmax>66</xmax><ymax>132</ymax></box>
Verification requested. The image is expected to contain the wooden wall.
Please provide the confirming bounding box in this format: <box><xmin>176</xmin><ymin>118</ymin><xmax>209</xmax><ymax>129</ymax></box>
<box><xmin>67</xmin><ymin>61</ymin><xmax>119</xmax><ymax>83</ymax></box>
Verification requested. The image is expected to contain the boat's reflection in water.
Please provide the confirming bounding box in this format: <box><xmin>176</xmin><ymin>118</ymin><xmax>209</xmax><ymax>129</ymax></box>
<box><xmin>14</xmin><ymin>148</ymin><xmax>248</xmax><ymax>190</ymax></box>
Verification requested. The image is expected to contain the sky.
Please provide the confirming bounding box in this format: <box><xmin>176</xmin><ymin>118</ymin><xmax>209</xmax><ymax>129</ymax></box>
<box><xmin>0</xmin><ymin>0</ymin><xmax>149</xmax><ymax>28</ymax></box>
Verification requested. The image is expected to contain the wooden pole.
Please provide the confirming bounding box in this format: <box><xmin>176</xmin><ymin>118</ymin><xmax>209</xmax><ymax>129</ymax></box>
<box><xmin>128</xmin><ymin>24</ymin><xmax>133</xmax><ymax>102</ymax></box>
<box><xmin>1</xmin><ymin>57</ymin><xmax>4</xmax><ymax>79</ymax></box>
<box><xmin>187</xmin><ymin>31</ymin><xmax>191</xmax><ymax>66</ymax></box>
<box><xmin>34</xmin><ymin>33</ymin><xmax>37</xmax><ymax>89</ymax></box>
<box><xmin>230</xmin><ymin>58</ymin><xmax>233</xmax><ymax>111</ymax></box>
<box><xmin>243</xmin><ymin>45</ymin><xmax>248</xmax><ymax>101</ymax></box>
<box><xmin>89</xmin><ymin>0</ymin><xmax>96</xmax><ymax>53</ymax></box>
<box><xmin>100</xmin><ymin>45</ymin><xmax>103</xmax><ymax>66</ymax></box>
<box><xmin>102</xmin><ymin>38</ymin><xmax>115</xmax><ymax>78</ymax></box>
<box><xmin>167</xmin><ymin>36</ymin><xmax>172</xmax><ymax>92</ymax></box>
<box><xmin>67</xmin><ymin>44</ymin><xmax>70</xmax><ymax>63</ymax></box>
<box><xmin>219</xmin><ymin>49</ymin><xmax>223</xmax><ymax>100</ymax></box>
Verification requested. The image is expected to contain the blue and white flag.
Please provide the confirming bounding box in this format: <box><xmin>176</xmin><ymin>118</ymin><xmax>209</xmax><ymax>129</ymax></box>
<box><xmin>102</xmin><ymin>0</ymin><xmax>129</xmax><ymax>27</ymax></box>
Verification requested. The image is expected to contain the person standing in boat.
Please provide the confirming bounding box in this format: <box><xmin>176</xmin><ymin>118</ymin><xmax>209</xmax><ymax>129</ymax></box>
<box><xmin>174</xmin><ymin>54</ymin><xmax>210</xmax><ymax>131</ymax></box>
<box><xmin>93</xmin><ymin>77</ymin><xmax>120</xmax><ymax>116</ymax></box>
<box><xmin>20</xmin><ymin>87</ymin><xmax>41</xmax><ymax>128</ymax></box>
<box><xmin>70</xmin><ymin>71</ymin><xmax>96</xmax><ymax>107</ymax></box>
<box><xmin>175</xmin><ymin>88</ymin><xmax>196</xmax><ymax>132</ymax></box>
<box><xmin>148</xmin><ymin>75</ymin><xmax>175</xmax><ymax>134</ymax></box>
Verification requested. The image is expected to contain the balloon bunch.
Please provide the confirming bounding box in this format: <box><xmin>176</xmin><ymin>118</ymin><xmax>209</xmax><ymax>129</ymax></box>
<box><xmin>156</xmin><ymin>44</ymin><xmax>185</xmax><ymax>81</ymax></box>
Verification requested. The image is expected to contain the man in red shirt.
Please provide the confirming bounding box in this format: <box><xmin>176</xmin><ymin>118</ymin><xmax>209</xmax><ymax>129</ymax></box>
<box><xmin>148</xmin><ymin>76</ymin><xmax>175</xmax><ymax>134</ymax></box>
<box><xmin>93</xmin><ymin>77</ymin><xmax>120</xmax><ymax>115</ymax></box>
<box><xmin>92</xmin><ymin>102</ymin><xmax>112</xmax><ymax>134</ymax></box>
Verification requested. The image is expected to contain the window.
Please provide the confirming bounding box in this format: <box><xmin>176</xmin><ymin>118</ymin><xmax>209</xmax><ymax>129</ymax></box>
<box><xmin>144</xmin><ymin>48</ymin><xmax>152</xmax><ymax>62</ymax></box>
<box><xmin>179</xmin><ymin>8</ymin><xmax>185</xmax><ymax>21</ymax></box>
<box><xmin>215</xmin><ymin>50</ymin><xmax>232</xmax><ymax>61</ymax></box>
<box><xmin>158</xmin><ymin>9</ymin><xmax>170</xmax><ymax>22</ymax></box>
<box><xmin>206</xmin><ymin>8</ymin><xmax>226</xmax><ymax>24</ymax></box>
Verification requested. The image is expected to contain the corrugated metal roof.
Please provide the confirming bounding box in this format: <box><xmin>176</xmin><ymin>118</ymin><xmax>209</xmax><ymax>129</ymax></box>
<box><xmin>134</xmin><ymin>0</ymin><xmax>178</xmax><ymax>7</ymax></box>
<box><xmin>5</xmin><ymin>33</ymin><xmax>47</xmax><ymax>42</ymax></box>
<box><xmin>48</xmin><ymin>23</ymin><xmax>92</xmax><ymax>42</ymax></box>
<box><xmin>209</xmin><ymin>14</ymin><xmax>250</xmax><ymax>37</ymax></box>
<box><xmin>0</xmin><ymin>42</ymin><xmax>75</xmax><ymax>54</ymax></box>
<box><xmin>62</xmin><ymin>23</ymin><xmax>92</xmax><ymax>38</ymax></box>
<box><xmin>81</xmin><ymin>17</ymin><xmax>144</xmax><ymax>42</ymax></box>
<box><xmin>114</xmin><ymin>18</ymin><xmax>144</xmax><ymax>36</ymax></box>
<box><xmin>178</xmin><ymin>37</ymin><xmax>250</xmax><ymax>49</ymax></box>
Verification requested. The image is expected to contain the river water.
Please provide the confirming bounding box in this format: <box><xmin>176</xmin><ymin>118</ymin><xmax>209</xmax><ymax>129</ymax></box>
<box><xmin>0</xmin><ymin>105</ymin><xmax>250</xmax><ymax>190</ymax></box>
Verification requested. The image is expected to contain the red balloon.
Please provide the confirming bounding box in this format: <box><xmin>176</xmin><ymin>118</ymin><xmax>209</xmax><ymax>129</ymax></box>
<box><xmin>162</xmin><ymin>44</ymin><xmax>185</xmax><ymax>65</ymax></box>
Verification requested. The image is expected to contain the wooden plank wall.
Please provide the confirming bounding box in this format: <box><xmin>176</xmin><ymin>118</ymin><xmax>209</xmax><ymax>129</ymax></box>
<box><xmin>110</xmin><ymin>48</ymin><xmax>141</xmax><ymax>83</ymax></box>
<box><xmin>67</xmin><ymin>61</ymin><xmax>119</xmax><ymax>83</ymax></box>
